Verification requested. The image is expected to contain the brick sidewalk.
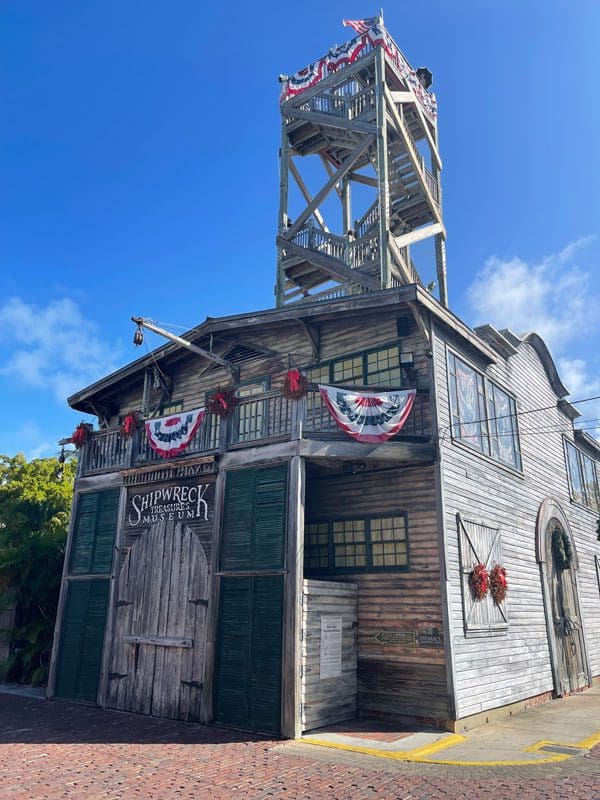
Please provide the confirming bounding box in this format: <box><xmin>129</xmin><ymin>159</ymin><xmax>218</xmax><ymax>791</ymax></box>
<box><xmin>0</xmin><ymin>694</ymin><xmax>598</xmax><ymax>800</ymax></box>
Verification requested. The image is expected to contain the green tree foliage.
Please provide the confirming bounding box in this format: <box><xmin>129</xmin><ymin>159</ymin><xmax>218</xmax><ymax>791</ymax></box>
<box><xmin>0</xmin><ymin>453</ymin><xmax>76</xmax><ymax>685</ymax></box>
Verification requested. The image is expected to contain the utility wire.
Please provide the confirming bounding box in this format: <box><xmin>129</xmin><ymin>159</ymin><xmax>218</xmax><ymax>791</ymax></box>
<box><xmin>440</xmin><ymin>393</ymin><xmax>600</xmax><ymax>443</ymax></box>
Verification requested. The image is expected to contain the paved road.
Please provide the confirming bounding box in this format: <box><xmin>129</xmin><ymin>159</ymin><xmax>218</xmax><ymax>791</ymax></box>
<box><xmin>0</xmin><ymin>694</ymin><xmax>598</xmax><ymax>799</ymax></box>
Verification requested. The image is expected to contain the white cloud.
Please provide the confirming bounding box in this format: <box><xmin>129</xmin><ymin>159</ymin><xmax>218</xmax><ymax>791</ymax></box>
<box><xmin>467</xmin><ymin>236</ymin><xmax>597</xmax><ymax>352</ymax></box>
<box><xmin>467</xmin><ymin>237</ymin><xmax>600</xmax><ymax>434</ymax></box>
<box><xmin>0</xmin><ymin>297</ymin><xmax>122</xmax><ymax>403</ymax></box>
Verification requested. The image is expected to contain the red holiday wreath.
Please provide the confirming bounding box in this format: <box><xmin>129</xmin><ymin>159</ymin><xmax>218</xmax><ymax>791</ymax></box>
<box><xmin>70</xmin><ymin>422</ymin><xmax>93</xmax><ymax>449</ymax></box>
<box><xmin>489</xmin><ymin>564</ymin><xmax>508</xmax><ymax>604</ymax></box>
<box><xmin>283</xmin><ymin>369</ymin><xmax>308</xmax><ymax>400</ymax></box>
<box><xmin>468</xmin><ymin>563</ymin><xmax>489</xmax><ymax>601</ymax></box>
<box><xmin>120</xmin><ymin>411</ymin><xmax>142</xmax><ymax>438</ymax></box>
<box><xmin>207</xmin><ymin>386</ymin><xmax>238</xmax><ymax>418</ymax></box>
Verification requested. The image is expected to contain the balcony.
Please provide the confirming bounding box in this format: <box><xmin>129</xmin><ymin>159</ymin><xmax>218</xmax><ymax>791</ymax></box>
<box><xmin>75</xmin><ymin>387</ymin><xmax>431</xmax><ymax>478</ymax></box>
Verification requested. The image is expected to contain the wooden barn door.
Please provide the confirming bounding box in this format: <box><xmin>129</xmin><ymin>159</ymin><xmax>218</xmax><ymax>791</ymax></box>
<box><xmin>106</xmin><ymin>520</ymin><xmax>209</xmax><ymax>721</ymax></box>
<box><xmin>544</xmin><ymin>524</ymin><xmax>587</xmax><ymax>694</ymax></box>
<box><xmin>214</xmin><ymin>465</ymin><xmax>287</xmax><ymax>734</ymax></box>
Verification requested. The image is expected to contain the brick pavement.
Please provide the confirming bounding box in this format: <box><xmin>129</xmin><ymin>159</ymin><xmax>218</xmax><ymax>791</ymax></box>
<box><xmin>0</xmin><ymin>694</ymin><xmax>598</xmax><ymax>800</ymax></box>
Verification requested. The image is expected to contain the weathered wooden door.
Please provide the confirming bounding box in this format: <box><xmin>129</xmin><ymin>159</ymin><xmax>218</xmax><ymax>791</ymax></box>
<box><xmin>106</xmin><ymin>520</ymin><xmax>209</xmax><ymax>721</ymax></box>
<box><xmin>544</xmin><ymin>523</ymin><xmax>587</xmax><ymax>694</ymax></box>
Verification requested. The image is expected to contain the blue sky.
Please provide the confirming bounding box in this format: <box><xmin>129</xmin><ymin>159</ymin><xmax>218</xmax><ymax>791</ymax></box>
<box><xmin>1</xmin><ymin>1</ymin><xmax>599</xmax><ymax>457</ymax></box>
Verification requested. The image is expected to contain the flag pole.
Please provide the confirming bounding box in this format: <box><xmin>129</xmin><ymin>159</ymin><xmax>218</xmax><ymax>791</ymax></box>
<box><xmin>379</xmin><ymin>8</ymin><xmax>384</xmax><ymax>25</ymax></box>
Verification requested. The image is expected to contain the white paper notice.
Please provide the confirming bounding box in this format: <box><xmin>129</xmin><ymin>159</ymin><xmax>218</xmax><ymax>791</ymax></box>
<box><xmin>320</xmin><ymin>615</ymin><xmax>342</xmax><ymax>679</ymax></box>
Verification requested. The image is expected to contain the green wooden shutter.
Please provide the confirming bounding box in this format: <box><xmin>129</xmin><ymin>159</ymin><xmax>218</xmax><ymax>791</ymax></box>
<box><xmin>221</xmin><ymin>471</ymin><xmax>255</xmax><ymax>571</ymax></box>
<box><xmin>253</xmin><ymin>466</ymin><xmax>287</xmax><ymax>571</ymax></box>
<box><xmin>215</xmin><ymin>575</ymin><xmax>283</xmax><ymax>734</ymax></box>
<box><xmin>247</xmin><ymin>575</ymin><xmax>284</xmax><ymax>732</ymax></box>
<box><xmin>70</xmin><ymin>489</ymin><xmax>119</xmax><ymax>575</ymax></box>
<box><xmin>55</xmin><ymin>579</ymin><xmax>110</xmax><ymax>702</ymax></box>
<box><xmin>221</xmin><ymin>465</ymin><xmax>287</xmax><ymax>572</ymax></box>
<box><xmin>214</xmin><ymin>577</ymin><xmax>252</xmax><ymax>728</ymax></box>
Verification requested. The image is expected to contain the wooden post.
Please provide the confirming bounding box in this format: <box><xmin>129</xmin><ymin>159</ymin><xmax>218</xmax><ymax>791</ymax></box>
<box><xmin>291</xmin><ymin>395</ymin><xmax>306</xmax><ymax>441</ymax></box>
<box><xmin>276</xmin><ymin>120</ymin><xmax>290</xmax><ymax>307</ymax></box>
<box><xmin>200</xmin><ymin>468</ymin><xmax>227</xmax><ymax>722</ymax></box>
<box><xmin>375</xmin><ymin>47</ymin><xmax>391</xmax><ymax>289</ymax></box>
<box><xmin>281</xmin><ymin>455</ymin><xmax>305</xmax><ymax>738</ymax></box>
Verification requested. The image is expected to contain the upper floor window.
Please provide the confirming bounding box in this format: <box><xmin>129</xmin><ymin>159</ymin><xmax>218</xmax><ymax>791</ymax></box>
<box><xmin>447</xmin><ymin>352</ymin><xmax>522</xmax><ymax>471</ymax></box>
<box><xmin>159</xmin><ymin>400</ymin><xmax>183</xmax><ymax>416</ymax></box>
<box><xmin>308</xmin><ymin>343</ymin><xmax>408</xmax><ymax>388</ymax></box>
<box><xmin>565</xmin><ymin>440</ymin><xmax>599</xmax><ymax>512</ymax></box>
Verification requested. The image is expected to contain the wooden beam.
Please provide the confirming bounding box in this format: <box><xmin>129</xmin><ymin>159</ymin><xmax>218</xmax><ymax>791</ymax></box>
<box><xmin>392</xmin><ymin>222</ymin><xmax>445</xmax><ymax>251</ymax></box>
<box><xmin>282</xmin><ymin>136</ymin><xmax>375</xmax><ymax>239</ymax></box>
<box><xmin>375</xmin><ymin>48</ymin><xmax>391</xmax><ymax>288</ymax></box>
<box><xmin>320</xmin><ymin>155</ymin><xmax>343</xmax><ymax>200</ymax></box>
<box><xmin>408</xmin><ymin>300</ymin><xmax>431</xmax><ymax>349</ymax></box>
<box><xmin>281</xmin><ymin>455</ymin><xmax>305</xmax><ymax>739</ymax></box>
<box><xmin>298</xmin><ymin>438</ymin><xmax>435</xmax><ymax>463</ymax></box>
<box><xmin>387</xmin><ymin>236</ymin><xmax>414</xmax><ymax>286</ymax></box>
<box><xmin>289</xmin><ymin>159</ymin><xmax>329</xmax><ymax>233</ymax></box>
<box><xmin>277</xmin><ymin>236</ymin><xmax>380</xmax><ymax>291</ymax></box>
<box><xmin>350</xmin><ymin>172</ymin><xmax>378</xmax><ymax>188</ymax></box>
<box><xmin>286</xmin><ymin>106</ymin><xmax>377</xmax><ymax>136</ymax></box>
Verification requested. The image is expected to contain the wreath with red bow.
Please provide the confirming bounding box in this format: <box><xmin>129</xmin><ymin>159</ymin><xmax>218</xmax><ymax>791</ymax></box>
<box><xmin>283</xmin><ymin>369</ymin><xmax>308</xmax><ymax>400</ymax></box>
<box><xmin>120</xmin><ymin>411</ymin><xmax>142</xmax><ymax>439</ymax></box>
<box><xmin>207</xmin><ymin>386</ymin><xmax>238</xmax><ymax>418</ymax></box>
<box><xmin>70</xmin><ymin>422</ymin><xmax>93</xmax><ymax>449</ymax></box>
<box><xmin>489</xmin><ymin>564</ymin><xmax>508</xmax><ymax>604</ymax></box>
<box><xmin>468</xmin><ymin>563</ymin><xmax>489</xmax><ymax>601</ymax></box>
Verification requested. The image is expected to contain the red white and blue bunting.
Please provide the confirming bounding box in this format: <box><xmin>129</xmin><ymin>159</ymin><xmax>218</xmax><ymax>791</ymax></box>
<box><xmin>280</xmin><ymin>23</ymin><xmax>437</xmax><ymax>123</ymax></box>
<box><xmin>145</xmin><ymin>408</ymin><xmax>205</xmax><ymax>459</ymax></box>
<box><xmin>319</xmin><ymin>385</ymin><xmax>416</xmax><ymax>443</ymax></box>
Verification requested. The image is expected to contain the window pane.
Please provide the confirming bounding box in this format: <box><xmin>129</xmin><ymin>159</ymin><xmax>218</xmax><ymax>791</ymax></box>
<box><xmin>450</xmin><ymin>356</ymin><xmax>485</xmax><ymax>451</ymax></box>
<box><xmin>304</xmin><ymin>523</ymin><xmax>329</xmax><ymax>570</ymax></box>
<box><xmin>160</xmin><ymin>401</ymin><xmax>183</xmax><ymax>416</ymax></box>
<box><xmin>332</xmin><ymin>355</ymin><xmax>363</xmax><ymax>384</ymax></box>
<box><xmin>370</xmin><ymin>515</ymin><xmax>408</xmax><ymax>567</ymax></box>
<box><xmin>566</xmin><ymin>442</ymin><xmax>585</xmax><ymax>505</ymax></box>
<box><xmin>491</xmin><ymin>384</ymin><xmax>520</xmax><ymax>470</ymax></box>
<box><xmin>333</xmin><ymin>519</ymin><xmax>366</xmax><ymax>568</ymax></box>
<box><xmin>582</xmin><ymin>454</ymin><xmax>599</xmax><ymax>512</ymax></box>
<box><xmin>366</xmin><ymin>346</ymin><xmax>401</xmax><ymax>387</ymax></box>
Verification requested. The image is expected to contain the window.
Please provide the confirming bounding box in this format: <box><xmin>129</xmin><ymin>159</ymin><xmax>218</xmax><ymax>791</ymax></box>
<box><xmin>159</xmin><ymin>400</ymin><xmax>183</xmax><ymax>416</ymax></box>
<box><xmin>304</xmin><ymin>514</ymin><xmax>409</xmax><ymax>573</ymax></box>
<box><xmin>447</xmin><ymin>351</ymin><xmax>522</xmax><ymax>471</ymax></box>
<box><xmin>457</xmin><ymin>514</ymin><xmax>508</xmax><ymax>636</ymax></box>
<box><xmin>236</xmin><ymin>377</ymin><xmax>270</xmax><ymax>443</ymax></box>
<box><xmin>308</xmin><ymin>343</ymin><xmax>406</xmax><ymax>388</ymax></box>
<box><xmin>565</xmin><ymin>440</ymin><xmax>600</xmax><ymax>512</ymax></box>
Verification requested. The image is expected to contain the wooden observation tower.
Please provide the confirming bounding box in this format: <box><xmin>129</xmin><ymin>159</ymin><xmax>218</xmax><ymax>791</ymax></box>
<box><xmin>276</xmin><ymin>18</ymin><xmax>447</xmax><ymax>307</ymax></box>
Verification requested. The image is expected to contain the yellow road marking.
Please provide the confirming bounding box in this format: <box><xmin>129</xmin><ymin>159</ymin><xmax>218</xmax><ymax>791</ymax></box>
<box><xmin>298</xmin><ymin>728</ymin><xmax>600</xmax><ymax>767</ymax></box>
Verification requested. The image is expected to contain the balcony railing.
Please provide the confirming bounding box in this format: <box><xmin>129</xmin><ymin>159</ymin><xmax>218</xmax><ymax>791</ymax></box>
<box><xmin>74</xmin><ymin>388</ymin><xmax>429</xmax><ymax>477</ymax></box>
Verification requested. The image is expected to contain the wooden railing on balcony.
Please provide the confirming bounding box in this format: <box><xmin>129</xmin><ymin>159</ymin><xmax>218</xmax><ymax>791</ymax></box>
<box><xmin>75</xmin><ymin>387</ymin><xmax>429</xmax><ymax>477</ymax></box>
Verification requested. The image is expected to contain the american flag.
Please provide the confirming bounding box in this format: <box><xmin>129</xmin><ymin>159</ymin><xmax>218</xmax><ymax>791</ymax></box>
<box><xmin>342</xmin><ymin>17</ymin><xmax>379</xmax><ymax>35</ymax></box>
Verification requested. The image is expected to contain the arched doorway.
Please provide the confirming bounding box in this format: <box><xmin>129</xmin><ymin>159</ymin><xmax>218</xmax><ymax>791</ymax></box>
<box><xmin>536</xmin><ymin>499</ymin><xmax>590</xmax><ymax>695</ymax></box>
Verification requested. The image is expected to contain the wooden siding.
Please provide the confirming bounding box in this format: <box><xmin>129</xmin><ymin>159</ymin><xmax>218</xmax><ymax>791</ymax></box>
<box><xmin>301</xmin><ymin>579</ymin><xmax>358</xmax><ymax>731</ymax></box>
<box><xmin>432</xmin><ymin>321</ymin><xmax>600</xmax><ymax>719</ymax></box>
<box><xmin>111</xmin><ymin>309</ymin><xmax>431</xmax><ymax>434</ymax></box>
<box><xmin>305</xmin><ymin>466</ymin><xmax>450</xmax><ymax>723</ymax></box>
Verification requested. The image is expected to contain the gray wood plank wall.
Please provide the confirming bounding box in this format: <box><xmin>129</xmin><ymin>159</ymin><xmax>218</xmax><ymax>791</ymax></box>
<box><xmin>305</xmin><ymin>466</ymin><xmax>450</xmax><ymax>723</ymax></box>
<box><xmin>432</xmin><ymin>322</ymin><xmax>600</xmax><ymax>719</ymax></box>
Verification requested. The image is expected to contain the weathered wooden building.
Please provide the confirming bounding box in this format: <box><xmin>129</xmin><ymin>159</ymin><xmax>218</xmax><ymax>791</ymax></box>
<box><xmin>48</xmin><ymin>18</ymin><xmax>600</xmax><ymax>737</ymax></box>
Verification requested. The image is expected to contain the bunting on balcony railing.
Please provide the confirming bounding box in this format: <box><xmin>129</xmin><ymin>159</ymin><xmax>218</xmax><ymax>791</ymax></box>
<box><xmin>319</xmin><ymin>385</ymin><xmax>415</xmax><ymax>443</ymax></box>
<box><xmin>280</xmin><ymin>23</ymin><xmax>437</xmax><ymax>122</ymax></box>
<box><xmin>145</xmin><ymin>407</ymin><xmax>205</xmax><ymax>459</ymax></box>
